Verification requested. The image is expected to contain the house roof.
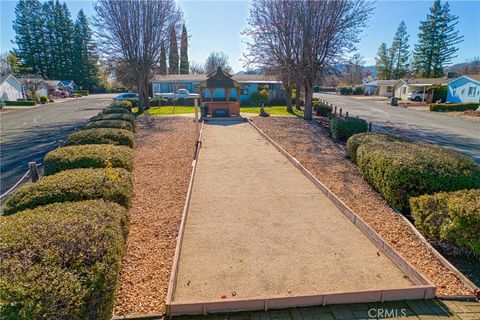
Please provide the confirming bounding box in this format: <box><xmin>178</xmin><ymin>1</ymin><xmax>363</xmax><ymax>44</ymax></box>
<box><xmin>447</xmin><ymin>74</ymin><xmax>480</xmax><ymax>85</ymax></box>
<box><xmin>60</xmin><ymin>80</ymin><xmax>77</xmax><ymax>86</ymax></box>
<box><xmin>44</xmin><ymin>80</ymin><xmax>64</xmax><ymax>88</ymax></box>
<box><xmin>363</xmin><ymin>80</ymin><xmax>397</xmax><ymax>87</ymax></box>
<box><xmin>405</xmin><ymin>77</ymin><xmax>448</xmax><ymax>85</ymax></box>
<box><xmin>152</xmin><ymin>73</ymin><xmax>281</xmax><ymax>83</ymax></box>
<box><xmin>0</xmin><ymin>73</ymin><xmax>22</xmax><ymax>86</ymax></box>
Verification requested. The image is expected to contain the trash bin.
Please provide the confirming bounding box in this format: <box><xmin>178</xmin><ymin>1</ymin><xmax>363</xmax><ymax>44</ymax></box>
<box><xmin>200</xmin><ymin>105</ymin><xmax>208</xmax><ymax>118</ymax></box>
<box><xmin>391</xmin><ymin>97</ymin><xmax>398</xmax><ymax>106</ymax></box>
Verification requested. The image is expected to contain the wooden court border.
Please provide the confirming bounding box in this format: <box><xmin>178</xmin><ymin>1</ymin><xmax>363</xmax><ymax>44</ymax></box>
<box><xmin>164</xmin><ymin>118</ymin><xmax>436</xmax><ymax>316</ymax></box>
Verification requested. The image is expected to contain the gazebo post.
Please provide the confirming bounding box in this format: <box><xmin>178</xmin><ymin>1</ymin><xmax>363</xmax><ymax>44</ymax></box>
<box><xmin>236</xmin><ymin>88</ymin><xmax>240</xmax><ymax>105</ymax></box>
<box><xmin>209</xmin><ymin>87</ymin><xmax>214</xmax><ymax>103</ymax></box>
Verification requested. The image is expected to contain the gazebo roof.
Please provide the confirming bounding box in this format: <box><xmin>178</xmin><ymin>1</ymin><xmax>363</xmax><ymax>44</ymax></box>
<box><xmin>199</xmin><ymin>67</ymin><xmax>240</xmax><ymax>88</ymax></box>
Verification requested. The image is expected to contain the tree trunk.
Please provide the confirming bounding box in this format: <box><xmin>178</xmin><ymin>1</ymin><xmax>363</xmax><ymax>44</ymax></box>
<box><xmin>137</xmin><ymin>73</ymin><xmax>148</xmax><ymax>113</ymax></box>
<box><xmin>295</xmin><ymin>80</ymin><xmax>302</xmax><ymax>110</ymax></box>
<box><xmin>285</xmin><ymin>83</ymin><xmax>293</xmax><ymax>113</ymax></box>
<box><xmin>303</xmin><ymin>81</ymin><xmax>313</xmax><ymax>121</ymax></box>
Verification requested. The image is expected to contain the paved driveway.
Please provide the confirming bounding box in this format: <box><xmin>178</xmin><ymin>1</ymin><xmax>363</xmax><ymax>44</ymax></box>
<box><xmin>0</xmin><ymin>94</ymin><xmax>115</xmax><ymax>193</ymax></box>
<box><xmin>313</xmin><ymin>93</ymin><xmax>480</xmax><ymax>162</ymax></box>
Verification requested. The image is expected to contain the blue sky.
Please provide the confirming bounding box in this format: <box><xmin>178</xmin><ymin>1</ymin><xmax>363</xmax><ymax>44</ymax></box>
<box><xmin>1</xmin><ymin>0</ymin><xmax>479</xmax><ymax>72</ymax></box>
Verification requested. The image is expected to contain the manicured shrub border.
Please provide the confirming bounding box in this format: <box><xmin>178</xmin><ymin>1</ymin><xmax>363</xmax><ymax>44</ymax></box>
<box><xmin>103</xmin><ymin>107</ymin><xmax>131</xmax><ymax>114</ymax></box>
<box><xmin>430</xmin><ymin>102</ymin><xmax>479</xmax><ymax>112</ymax></box>
<box><xmin>44</xmin><ymin>144</ymin><xmax>134</xmax><ymax>175</ymax></box>
<box><xmin>3</xmin><ymin>168</ymin><xmax>133</xmax><ymax>215</ymax></box>
<box><xmin>4</xmin><ymin>100</ymin><xmax>36</xmax><ymax>106</ymax></box>
<box><xmin>84</xmin><ymin>119</ymin><xmax>134</xmax><ymax>132</ymax></box>
<box><xmin>410</xmin><ymin>189</ymin><xmax>480</xmax><ymax>255</ymax></box>
<box><xmin>330</xmin><ymin>116</ymin><xmax>368</xmax><ymax>141</ymax></box>
<box><xmin>90</xmin><ymin>112</ymin><xmax>135</xmax><ymax>124</ymax></box>
<box><xmin>67</xmin><ymin>128</ymin><xmax>134</xmax><ymax>148</ymax></box>
<box><xmin>346</xmin><ymin>132</ymin><xmax>409</xmax><ymax>163</ymax></box>
<box><xmin>356</xmin><ymin>141</ymin><xmax>480</xmax><ymax>213</ymax></box>
<box><xmin>0</xmin><ymin>200</ymin><xmax>128</xmax><ymax>320</ymax></box>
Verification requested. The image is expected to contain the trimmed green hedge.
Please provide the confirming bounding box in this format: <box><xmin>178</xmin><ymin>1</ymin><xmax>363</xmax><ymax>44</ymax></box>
<box><xmin>3</xmin><ymin>168</ymin><xmax>133</xmax><ymax>214</ymax></box>
<box><xmin>102</xmin><ymin>107</ymin><xmax>131</xmax><ymax>114</ymax></box>
<box><xmin>4</xmin><ymin>100</ymin><xmax>36</xmax><ymax>106</ymax></box>
<box><xmin>0</xmin><ymin>200</ymin><xmax>127</xmax><ymax>320</ymax></box>
<box><xmin>430</xmin><ymin>102</ymin><xmax>479</xmax><ymax>112</ymax></box>
<box><xmin>90</xmin><ymin>112</ymin><xmax>135</xmax><ymax>124</ymax></box>
<box><xmin>110</xmin><ymin>100</ymin><xmax>132</xmax><ymax>110</ymax></box>
<box><xmin>67</xmin><ymin>128</ymin><xmax>134</xmax><ymax>148</ymax></box>
<box><xmin>346</xmin><ymin>132</ymin><xmax>408</xmax><ymax>163</ymax></box>
<box><xmin>314</xmin><ymin>103</ymin><xmax>332</xmax><ymax>117</ymax></box>
<box><xmin>44</xmin><ymin>144</ymin><xmax>134</xmax><ymax>175</ymax></box>
<box><xmin>356</xmin><ymin>141</ymin><xmax>480</xmax><ymax>213</ymax></box>
<box><xmin>84</xmin><ymin>119</ymin><xmax>134</xmax><ymax>132</ymax></box>
<box><xmin>75</xmin><ymin>89</ymin><xmax>89</xmax><ymax>96</ymax></box>
<box><xmin>410</xmin><ymin>189</ymin><xmax>480</xmax><ymax>254</ymax></box>
<box><xmin>330</xmin><ymin>116</ymin><xmax>368</xmax><ymax>141</ymax></box>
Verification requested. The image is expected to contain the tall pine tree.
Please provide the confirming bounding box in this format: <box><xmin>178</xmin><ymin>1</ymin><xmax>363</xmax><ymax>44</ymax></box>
<box><xmin>159</xmin><ymin>43</ymin><xmax>167</xmax><ymax>75</ymax></box>
<box><xmin>413</xmin><ymin>0</ymin><xmax>463</xmax><ymax>77</ymax></box>
<box><xmin>180</xmin><ymin>24</ymin><xmax>189</xmax><ymax>74</ymax></box>
<box><xmin>73</xmin><ymin>9</ymin><xmax>99</xmax><ymax>89</ymax></box>
<box><xmin>168</xmin><ymin>25</ymin><xmax>179</xmax><ymax>74</ymax></box>
<box><xmin>391</xmin><ymin>21</ymin><xmax>410</xmax><ymax>79</ymax></box>
<box><xmin>375</xmin><ymin>43</ymin><xmax>393</xmax><ymax>80</ymax></box>
<box><xmin>13</xmin><ymin>0</ymin><xmax>47</xmax><ymax>76</ymax></box>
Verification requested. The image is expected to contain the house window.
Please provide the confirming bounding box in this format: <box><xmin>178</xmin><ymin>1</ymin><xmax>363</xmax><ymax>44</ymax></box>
<box><xmin>241</xmin><ymin>86</ymin><xmax>248</xmax><ymax>95</ymax></box>
<box><xmin>402</xmin><ymin>87</ymin><xmax>406</xmax><ymax>94</ymax></box>
<box><xmin>387</xmin><ymin>86</ymin><xmax>392</xmax><ymax>93</ymax></box>
<box><xmin>468</xmin><ymin>86</ymin><xmax>476</xmax><ymax>97</ymax></box>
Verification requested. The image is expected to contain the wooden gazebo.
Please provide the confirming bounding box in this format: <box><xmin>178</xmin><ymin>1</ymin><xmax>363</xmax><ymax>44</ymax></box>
<box><xmin>198</xmin><ymin>67</ymin><xmax>240</xmax><ymax>116</ymax></box>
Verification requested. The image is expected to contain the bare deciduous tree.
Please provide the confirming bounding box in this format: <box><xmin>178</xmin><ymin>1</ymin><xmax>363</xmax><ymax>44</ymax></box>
<box><xmin>189</xmin><ymin>61</ymin><xmax>205</xmax><ymax>74</ymax></box>
<box><xmin>204</xmin><ymin>51</ymin><xmax>233</xmax><ymax>74</ymax></box>
<box><xmin>94</xmin><ymin>0</ymin><xmax>180</xmax><ymax>112</ymax></box>
<box><xmin>21</xmin><ymin>77</ymin><xmax>44</xmax><ymax>100</ymax></box>
<box><xmin>245</xmin><ymin>0</ymin><xmax>373</xmax><ymax>119</ymax></box>
<box><xmin>344</xmin><ymin>53</ymin><xmax>366</xmax><ymax>85</ymax></box>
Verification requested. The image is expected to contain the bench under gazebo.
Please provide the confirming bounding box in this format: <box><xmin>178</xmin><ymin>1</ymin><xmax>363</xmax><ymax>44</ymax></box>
<box><xmin>198</xmin><ymin>67</ymin><xmax>241</xmax><ymax>116</ymax></box>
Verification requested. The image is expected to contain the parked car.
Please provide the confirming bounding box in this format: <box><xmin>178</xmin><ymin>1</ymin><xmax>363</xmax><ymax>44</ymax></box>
<box><xmin>113</xmin><ymin>93</ymin><xmax>139</xmax><ymax>102</ymax></box>
<box><xmin>156</xmin><ymin>89</ymin><xmax>199</xmax><ymax>99</ymax></box>
<box><xmin>408</xmin><ymin>90</ymin><xmax>426</xmax><ymax>102</ymax></box>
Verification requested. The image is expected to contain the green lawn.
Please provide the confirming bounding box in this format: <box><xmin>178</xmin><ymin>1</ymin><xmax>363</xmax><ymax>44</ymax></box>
<box><xmin>240</xmin><ymin>106</ymin><xmax>303</xmax><ymax>117</ymax></box>
<box><xmin>134</xmin><ymin>105</ymin><xmax>303</xmax><ymax>117</ymax></box>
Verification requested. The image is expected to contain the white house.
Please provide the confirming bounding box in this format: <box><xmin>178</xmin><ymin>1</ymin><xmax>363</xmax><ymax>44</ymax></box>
<box><xmin>446</xmin><ymin>75</ymin><xmax>480</xmax><ymax>104</ymax></box>
<box><xmin>363</xmin><ymin>80</ymin><xmax>397</xmax><ymax>97</ymax></box>
<box><xmin>0</xmin><ymin>74</ymin><xmax>25</xmax><ymax>101</ymax></box>
<box><xmin>393</xmin><ymin>78</ymin><xmax>448</xmax><ymax>101</ymax></box>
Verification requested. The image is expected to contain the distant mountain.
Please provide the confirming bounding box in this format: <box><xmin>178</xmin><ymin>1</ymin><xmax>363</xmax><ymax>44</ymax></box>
<box><xmin>447</xmin><ymin>60</ymin><xmax>480</xmax><ymax>74</ymax></box>
<box><xmin>235</xmin><ymin>68</ymin><xmax>263</xmax><ymax>75</ymax></box>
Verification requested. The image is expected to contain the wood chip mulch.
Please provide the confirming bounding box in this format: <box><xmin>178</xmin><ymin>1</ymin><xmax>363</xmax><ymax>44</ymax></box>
<box><xmin>251</xmin><ymin>116</ymin><xmax>471</xmax><ymax>296</ymax></box>
<box><xmin>114</xmin><ymin>117</ymin><xmax>196</xmax><ymax>316</ymax></box>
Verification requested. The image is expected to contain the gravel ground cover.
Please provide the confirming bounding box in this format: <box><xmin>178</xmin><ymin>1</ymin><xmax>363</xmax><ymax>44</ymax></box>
<box><xmin>251</xmin><ymin>116</ymin><xmax>471</xmax><ymax>296</ymax></box>
<box><xmin>114</xmin><ymin>117</ymin><xmax>196</xmax><ymax>316</ymax></box>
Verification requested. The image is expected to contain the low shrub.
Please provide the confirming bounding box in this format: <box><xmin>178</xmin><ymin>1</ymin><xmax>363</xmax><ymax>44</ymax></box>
<box><xmin>346</xmin><ymin>132</ymin><xmax>408</xmax><ymax>163</ymax></box>
<box><xmin>430</xmin><ymin>102</ymin><xmax>479</xmax><ymax>112</ymax></box>
<box><xmin>39</xmin><ymin>95</ymin><xmax>48</xmax><ymax>103</ymax></box>
<box><xmin>353</xmin><ymin>86</ymin><xmax>364</xmax><ymax>95</ymax></box>
<box><xmin>3</xmin><ymin>168</ymin><xmax>133</xmax><ymax>214</ymax></box>
<box><xmin>110</xmin><ymin>100</ymin><xmax>132</xmax><ymax>111</ymax></box>
<box><xmin>314</xmin><ymin>103</ymin><xmax>333</xmax><ymax>117</ymax></box>
<box><xmin>90</xmin><ymin>112</ymin><xmax>135</xmax><ymax>124</ymax></box>
<box><xmin>356</xmin><ymin>141</ymin><xmax>480</xmax><ymax>213</ymax></box>
<box><xmin>75</xmin><ymin>89</ymin><xmax>89</xmax><ymax>96</ymax></box>
<box><xmin>0</xmin><ymin>200</ymin><xmax>127</xmax><ymax>320</ymax></box>
<box><xmin>330</xmin><ymin>116</ymin><xmax>368</xmax><ymax>141</ymax></box>
<box><xmin>149</xmin><ymin>98</ymin><xmax>168</xmax><ymax>107</ymax></box>
<box><xmin>67</xmin><ymin>128</ymin><xmax>134</xmax><ymax>148</ymax></box>
<box><xmin>44</xmin><ymin>144</ymin><xmax>134</xmax><ymax>175</ymax></box>
<box><xmin>339</xmin><ymin>86</ymin><xmax>353</xmax><ymax>95</ymax></box>
<box><xmin>4</xmin><ymin>100</ymin><xmax>36</xmax><ymax>106</ymax></box>
<box><xmin>102</xmin><ymin>107</ymin><xmax>131</xmax><ymax>114</ymax></box>
<box><xmin>410</xmin><ymin>189</ymin><xmax>480</xmax><ymax>254</ymax></box>
<box><xmin>124</xmin><ymin>98</ymin><xmax>138</xmax><ymax>108</ymax></box>
<box><xmin>84</xmin><ymin>119</ymin><xmax>134</xmax><ymax>132</ymax></box>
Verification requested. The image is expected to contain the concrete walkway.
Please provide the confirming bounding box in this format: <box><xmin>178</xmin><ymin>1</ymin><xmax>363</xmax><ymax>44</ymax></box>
<box><xmin>173</xmin><ymin>121</ymin><xmax>415</xmax><ymax>304</ymax></box>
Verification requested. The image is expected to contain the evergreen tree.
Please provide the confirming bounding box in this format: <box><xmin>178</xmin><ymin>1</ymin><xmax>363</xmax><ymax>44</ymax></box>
<box><xmin>159</xmin><ymin>43</ymin><xmax>167</xmax><ymax>75</ymax></box>
<box><xmin>413</xmin><ymin>0</ymin><xmax>463</xmax><ymax>77</ymax></box>
<box><xmin>375</xmin><ymin>43</ymin><xmax>393</xmax><ymax>79</ymax></box>
<box><xmin>73</xmin><ymin>9</ymin><xmax>99</xmax><ymax>89</ymax></box>
<box><xmin>180</xmin><ymin>24</ymin><xmax>189</xmax><ymax>74</ymax></box>
<box><xmin>13</xmin><ymin>0</ymin><xmax>47</xmax><ymax>76</ymax></box>
<box><xmin>391</xmin><ymin>21</ymin><xmax>410</xmax><ymax>79</ymax></box>
<box><xmin>168</xmin><ymin>25</ymin><xmax>179</xmax><ymax>74</ymax></box>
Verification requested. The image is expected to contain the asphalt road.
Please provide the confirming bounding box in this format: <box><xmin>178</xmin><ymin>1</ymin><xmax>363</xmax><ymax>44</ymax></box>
<box><xmin>0</xmin><ymin>94</ymin><xmax>116</xmax><ymax>194</ymax></box>
<box><xmin>314</xmin><ymin>93</ymin><xmax>480</xmax><ymax>162</ymax></box>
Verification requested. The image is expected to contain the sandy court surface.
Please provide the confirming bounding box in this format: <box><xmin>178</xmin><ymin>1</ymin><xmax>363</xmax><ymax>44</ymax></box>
<box><xmin>173</xmin><ymin>121</ymin><xmax>414</xmax><ymax>303</ymax></box>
